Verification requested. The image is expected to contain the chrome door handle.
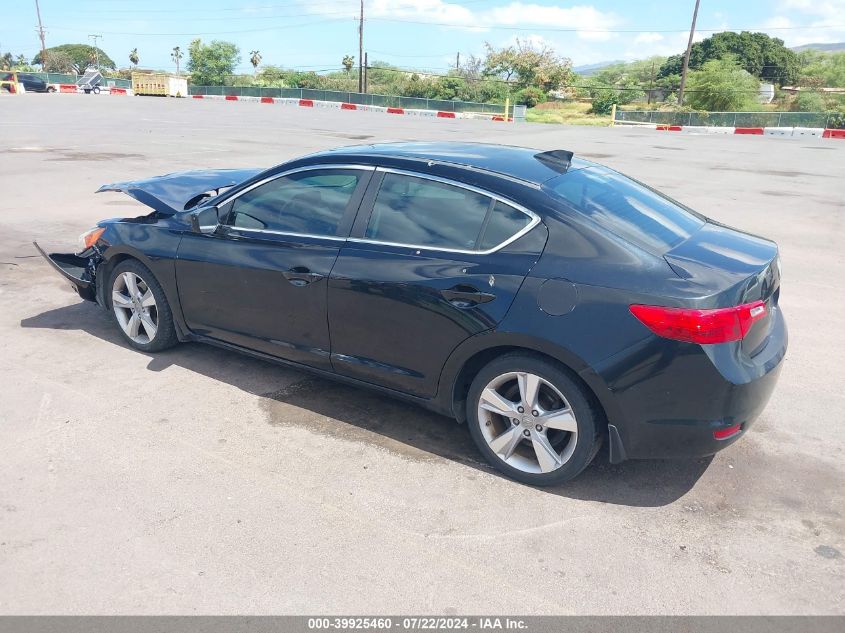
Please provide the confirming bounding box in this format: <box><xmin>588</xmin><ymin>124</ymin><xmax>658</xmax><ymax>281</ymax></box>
<box><xmin>440</xmin><ymin>285</ymin><xmax>496</xmax><ymax>308</ymax></box>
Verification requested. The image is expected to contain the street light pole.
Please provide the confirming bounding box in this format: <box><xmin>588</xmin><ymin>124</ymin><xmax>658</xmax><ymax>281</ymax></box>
<box><xmin>677</xmin><ymin>0</ymin><xmax>701</xmax><ymax>106</ymax></box>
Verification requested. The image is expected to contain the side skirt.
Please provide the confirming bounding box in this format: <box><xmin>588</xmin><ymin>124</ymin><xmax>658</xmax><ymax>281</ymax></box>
<box><xmin>187</xmin><ymin>333</ymin><xmax>455</xmax><ymax>419</ymax></box>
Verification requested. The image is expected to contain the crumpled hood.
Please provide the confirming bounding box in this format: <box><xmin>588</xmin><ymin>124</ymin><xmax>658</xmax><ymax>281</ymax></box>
<box><xmin>96</xmin><ymin>168</ymin><xmax>264</xmax><ymax>215</ymax></box>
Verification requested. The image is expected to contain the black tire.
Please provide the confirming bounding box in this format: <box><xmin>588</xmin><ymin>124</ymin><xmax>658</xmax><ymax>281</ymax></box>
<box><xmin>92</xmin><ymin>86</ymin><xmax>100</xmax><ymax>94</ymax></box>
<box><xmin>466</xmin><ymin>353</ymin><xmax>602</xmax><ymax>486</ymax></box>
<box><xmin>108</xmin><ymin>259</ymin><xmax>178</xmax><ymax>353</ymax></box>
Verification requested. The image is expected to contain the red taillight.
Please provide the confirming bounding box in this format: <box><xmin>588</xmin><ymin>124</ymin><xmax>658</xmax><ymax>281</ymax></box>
<box><xmin>629</xmin><ymin>301</ymin><xmax>767</xmax><ymax>344</ymax></box>
<box><xmin>713</xmin><ymin>424</ymin><xmax>742</xmax><ymax>440</ymax></box>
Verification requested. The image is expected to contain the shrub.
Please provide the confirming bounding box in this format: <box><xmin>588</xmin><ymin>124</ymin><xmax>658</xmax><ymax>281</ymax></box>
<box><xmin>795</xmin><ymin>91</ymin><xmax>825</xmax><ymax>112</ymax></box>
<box><xmin>515</xmin><ymin>87</ymin><xmax>546</xmax><ymax>107</ymax></box>
<box><xmin>590</xmin><ymin>89</ymin><xmax>619</xmax><ymax>115</ymax></box>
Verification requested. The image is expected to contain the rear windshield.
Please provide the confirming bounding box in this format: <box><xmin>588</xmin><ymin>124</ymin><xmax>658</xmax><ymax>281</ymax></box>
<box><xmin>547</xmin><ymin>167</ymin><xmax>705</xmax><ymax>254</ymax></box>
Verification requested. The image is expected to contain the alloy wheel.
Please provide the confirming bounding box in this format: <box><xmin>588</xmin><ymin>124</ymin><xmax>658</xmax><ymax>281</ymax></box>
<box><xmin>477</xmin><ymin>371</ymin><xmax>578</xmax><ymax>474</ymax></box>
<box><xmin>112</xmin><ymin>271</ymin><xmax>158</xmax><ymax>344</ymax></box>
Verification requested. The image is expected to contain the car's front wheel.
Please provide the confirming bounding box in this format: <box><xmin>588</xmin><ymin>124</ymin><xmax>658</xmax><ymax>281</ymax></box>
<box><xmin>108</xmin><ymin>259</ymin><xmax>178</xmax><ymax>352</ymax></box>
<box><xmin>466</xmin><ymin>353</ymin><xmax>601</xmax><ymax>485</ymax></box>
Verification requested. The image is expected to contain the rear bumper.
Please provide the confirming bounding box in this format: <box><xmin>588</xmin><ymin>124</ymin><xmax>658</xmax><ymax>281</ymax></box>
<box><xmin>33</xmin><ymin>242</ymin><xmax>97</xmax><ymax>302</ymax></box>
<box><xmin>597</xmin><ymin>308</ymin><xmax>787</xmax><ymax>462</ymax></box>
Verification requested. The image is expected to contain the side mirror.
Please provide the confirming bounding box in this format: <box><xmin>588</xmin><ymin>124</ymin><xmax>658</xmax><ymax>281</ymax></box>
<box><xmin>189</xmin><ymin>206</ymin><xmax>219</xmax><ymax>234</ymax></box>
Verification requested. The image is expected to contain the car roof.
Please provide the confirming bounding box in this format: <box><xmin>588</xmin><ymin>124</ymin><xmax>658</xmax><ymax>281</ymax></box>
<box><xmin>316</xmin><ymin>142</ymin><xmax>596</xmax><ymax>185</ymax></box>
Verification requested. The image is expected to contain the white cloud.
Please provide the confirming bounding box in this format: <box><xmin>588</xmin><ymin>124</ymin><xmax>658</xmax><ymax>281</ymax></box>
<box><xmin>304</xmin><ymin>1</ymin><xmax>622</xmax><ymax>40</ymax></box>
<box><xmin>633</xmin><ymin>32</ymin><xmax>664</xmax><ymax>45</ymax></box>
<box><xmin>766</xmin><ymin>0</ymin><xmax>845</xmax><ymax>46</ymax></box>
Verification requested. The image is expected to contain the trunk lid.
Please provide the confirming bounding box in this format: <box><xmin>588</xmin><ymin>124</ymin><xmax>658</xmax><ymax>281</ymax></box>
<box><xmin>663</xmin><ymin>222</ymin><xmax>781</xmax><ymax>354</ymax></box>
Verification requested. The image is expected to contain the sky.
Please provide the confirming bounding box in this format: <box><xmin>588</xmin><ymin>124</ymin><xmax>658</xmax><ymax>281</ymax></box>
<box><xmin>3</xmin><ymin>1</ymin><xmax>845</xmax><ymax>74</ymax></box>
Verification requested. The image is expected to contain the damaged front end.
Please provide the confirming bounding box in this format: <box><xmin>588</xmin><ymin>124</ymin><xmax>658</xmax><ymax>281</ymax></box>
<box><xmin>34</xmin><ymin>167</ymin><xmax>264</xmax><ymax>306</ymax></box>
<box><xmin>33</xmin><ymin>242</ymin><xmax>102</xmax><ymax>302</ymax></box>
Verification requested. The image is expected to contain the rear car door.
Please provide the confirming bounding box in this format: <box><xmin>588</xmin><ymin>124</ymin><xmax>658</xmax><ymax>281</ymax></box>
<box><xmin>175</xmin><ymin>166</ymin><xmax>373</xmax><ymax>370</ymax></box>
<box><xmin>327</xmin><ymin>169</ymin><xmax>548</xmax><ymax>397</ymax></box>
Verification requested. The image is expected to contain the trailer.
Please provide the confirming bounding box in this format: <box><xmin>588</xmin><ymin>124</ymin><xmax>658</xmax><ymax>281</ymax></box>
<box><xmin>77</xmin><ymin>69</ymin><xmax>104</xmax><ymax>94</ymax></box>
<box><xmin>132</xmin><ymin>72</ymin><xmax>188</xmax><ymax>97</ymax></box>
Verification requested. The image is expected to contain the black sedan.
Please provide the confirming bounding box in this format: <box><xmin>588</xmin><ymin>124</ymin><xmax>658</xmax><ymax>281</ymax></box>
<box><xmin>1</xmin><ymin>71</ymin><xmax>53</xmax><ymax>93</ymax></box>
<box><xmin>36</xmin><ymin>142</ymin><xmax>787</xmax><ymax>485</ymax></box>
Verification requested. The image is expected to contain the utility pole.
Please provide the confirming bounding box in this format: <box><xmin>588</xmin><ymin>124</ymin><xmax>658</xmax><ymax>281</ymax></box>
<box><xmin>648</xmin><ymin>59</ymin><xmax>655</xmax><ymax>104</ymax></box>
<box><xmin>363</xmin><ymin>52</ymin><xmax>368</xmax><ymax>93</ymax></box>
<box><xmin>456</xmin><ymin>52</ymin><xmax>460</xmax><ymax>71</ymax></box>
<box><xmin>34</xmin><ymin>0</ymin><xmax>47</xmax><ymax>70</ymax></box>
<box><xmin>88</xmin><ymin>34</ymin><xmax>102</xmax><ymax>70</ymax></box>
<box><xmin>357</xmin><ymin>0</ymin><xmax>364</xmax><ymax>93</ymax></box>
<box><xmin>677</xmin><ymin>0</ymin><xmax>700</xmax><ymax>106</ymax></box>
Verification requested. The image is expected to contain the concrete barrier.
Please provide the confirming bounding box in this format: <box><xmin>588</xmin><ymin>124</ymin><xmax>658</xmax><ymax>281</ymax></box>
<box><xmin>764</xmin><ymin>127</ymin><xmax>794</xmax><ymax>137</ymax></box>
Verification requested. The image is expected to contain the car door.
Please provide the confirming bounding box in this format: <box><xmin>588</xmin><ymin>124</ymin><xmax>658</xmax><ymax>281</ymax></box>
<box><xmin>175</xmin><ymin>166</ymin><xmax>373</xmax><ymax>370</ymax></box>
<box><xmin>327</xmin><ymin>168</ymin><xmax>548</xmax><ymax>398</ymax></box>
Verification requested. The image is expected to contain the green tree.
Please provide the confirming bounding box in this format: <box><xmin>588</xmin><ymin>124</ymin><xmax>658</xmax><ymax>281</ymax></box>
<box><xmin>172</xmin><ymin>46</ymin><xmax>183</xmax><ymax>74</ymax></box>
<box><xmin>798</xmin><ymin>50</ymin><xmax>845</xmax><ymax>88</ymax></box>
<box><xmin>33</xmin><ymin>44</ymin><xmax>116</xmax><ymax>71</ymax></box>
<box><xmin>249</xmin><ymin>50</ymin><xmax>262</xmax><ymax>76</ymax></box>
<box><xmin>187</xmin><ymin>39</ymin><xmax>239</xmax><ymax>85</ymax></box>
<box><xmin>342</xmin><ymin>54</ymin><xmax>354</xmax><ymax>76</ymax></box>
<box><xmin>483</xmin><ymin>38</ymin><xmax>572</xmax><ymax>92</ymax></box>
<box><xmin>0</xmin><ymin>51</ymin><xmax>12</xmax><ymax>70</ymax></box>
<box><xmin>684</xmin><ymin>57</ymin><xmax>761</xmax><ymax>111</ymax></box>
<box><xmin>129</xmin><ymin>48</ymin><xmax>139</xmax><ymax>68</ymax></box>
<box><xmin>658</xmin><ymin>31</ymin><xmax>800</xmax><ymax>86</ymax></box>
<box><xmin>42</xmin><ymin>50</ymin><xmax>75</xmax><ymax>73</ymax></box>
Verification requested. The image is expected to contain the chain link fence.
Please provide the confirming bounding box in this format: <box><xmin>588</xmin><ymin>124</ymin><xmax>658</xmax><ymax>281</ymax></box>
<box><xmin>189</xmin><ymin>85</ymin><xmax>505</xmax><ymax>113</ymax></box>
<box><xmin>23</xmin><ymin>74</ymin><xmax>502</xmax><ymax>112</ymax></box>
<box><xmin>615</xmin><ymin>110</ymin><xmax>841</xmax><ymax>129</ymax></box>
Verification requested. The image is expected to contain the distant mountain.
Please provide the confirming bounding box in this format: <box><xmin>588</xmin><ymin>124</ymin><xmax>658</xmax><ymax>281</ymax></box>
<box><xmin>792</xmin><ymin>42</ymin><xmax>845</xmax><ymax>52</ymax></box>
<box><xmin>573</xmin><ymin>60</ymin><xmax>624</xmax><ymax>76</ymax></box>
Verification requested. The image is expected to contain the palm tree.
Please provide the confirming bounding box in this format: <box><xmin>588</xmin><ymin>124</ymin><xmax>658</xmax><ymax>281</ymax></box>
<box><xmin>129</xmin><ymin>48</ymin><xmax>139</xmax><ymax>68</ymax></box>
<box><xmin>249</xmin><ymin>50</ymin><xmax>262</xmax><ymax>77</ymax></box>
<box><xmin>171</xmin><ymin>46</ymin><xmax>183</xmax><ymax>75</ymax></box>
<box><xmin>16</xmin><ymin>54</ymin><xmax>27</xmax><ymax>67</ymax></box>
<box><xmin>342</xmin><ymin>55</ymin><xmax>354</xmax><ymax>76</ymax></box>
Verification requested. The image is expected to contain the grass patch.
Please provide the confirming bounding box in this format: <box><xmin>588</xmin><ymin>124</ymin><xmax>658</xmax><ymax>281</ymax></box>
<box><xmin>526</xmin><ymin>101</ymin><xmax>611</xmax><ymax>126</ymax></box>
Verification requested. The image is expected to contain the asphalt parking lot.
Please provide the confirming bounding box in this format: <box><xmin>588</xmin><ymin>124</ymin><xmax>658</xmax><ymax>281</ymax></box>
<box><xmin>1</xmin><ymin>94</ymin><xmax>843</xmax><ymax>615</ymax></box>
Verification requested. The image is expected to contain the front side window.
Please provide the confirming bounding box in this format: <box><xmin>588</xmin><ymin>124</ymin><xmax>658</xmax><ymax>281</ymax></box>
<box><xmin>225</xmin><ymin>169</ymin><xmax>361</xmax><ymax>237</ymax></box>
<box><xmin>366</xmin><ymin>173</ymin><xmax>533</xmax><ymax>251</ymax></box>
<box><xmin>547</xmin><ymin>167</ymin><xmax>704</xmax><ymax>255</ymax></box>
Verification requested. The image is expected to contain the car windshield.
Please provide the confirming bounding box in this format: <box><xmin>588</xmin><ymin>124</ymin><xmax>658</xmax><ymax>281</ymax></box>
<box><xmin>546</xmin><ymin>167</ymin><xmax>705</xmax><ymax>255</ymax></box>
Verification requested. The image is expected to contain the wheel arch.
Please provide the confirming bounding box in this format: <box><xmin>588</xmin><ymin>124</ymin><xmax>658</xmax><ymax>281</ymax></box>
<box><xmin>438</xmin><ymin>333</ymin><xmax>617</xmax><ymax>431</ymax></box>
<box><xmin>97</xmin><ymin>245</ymin><xmax>189</xmax><ymax>340</ymax></box>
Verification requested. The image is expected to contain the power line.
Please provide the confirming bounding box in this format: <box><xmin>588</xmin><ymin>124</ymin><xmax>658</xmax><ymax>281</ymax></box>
<box><xmin>365</xmin><ymin>16</ymin><xmax>845</xmax><ymax>33</ymax></box>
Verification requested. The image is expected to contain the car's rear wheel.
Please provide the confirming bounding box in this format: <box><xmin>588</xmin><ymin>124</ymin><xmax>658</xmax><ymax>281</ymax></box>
<box><xmin>466</xmin><ymin>353</ymin><xmax>600</xmax><ymax>485</ymax></box>
<box><xmin>108</xmin><ymin>260</ymin><xmax>178</xmax><ymax>352</ymax></box>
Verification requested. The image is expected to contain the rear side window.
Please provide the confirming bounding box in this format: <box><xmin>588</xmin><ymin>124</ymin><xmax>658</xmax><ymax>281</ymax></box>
<box><xmin>548</xmin><ymin>167</ymin><xmax>704</xmax><ymax>254</ymax></box>
<box><xmin>365</xmin><ymin>173</ymin><xmax>534</xmax><ymax>251</ymax></box>
<box><xmin>478</xmin><ymin>201</ymin><xmax>533</xmax><ymax>251</ymax></box>
<box><xmin>226</xmin><ymin>169</ymin><xmax>360</xmax><ymax>236</ymax></box>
